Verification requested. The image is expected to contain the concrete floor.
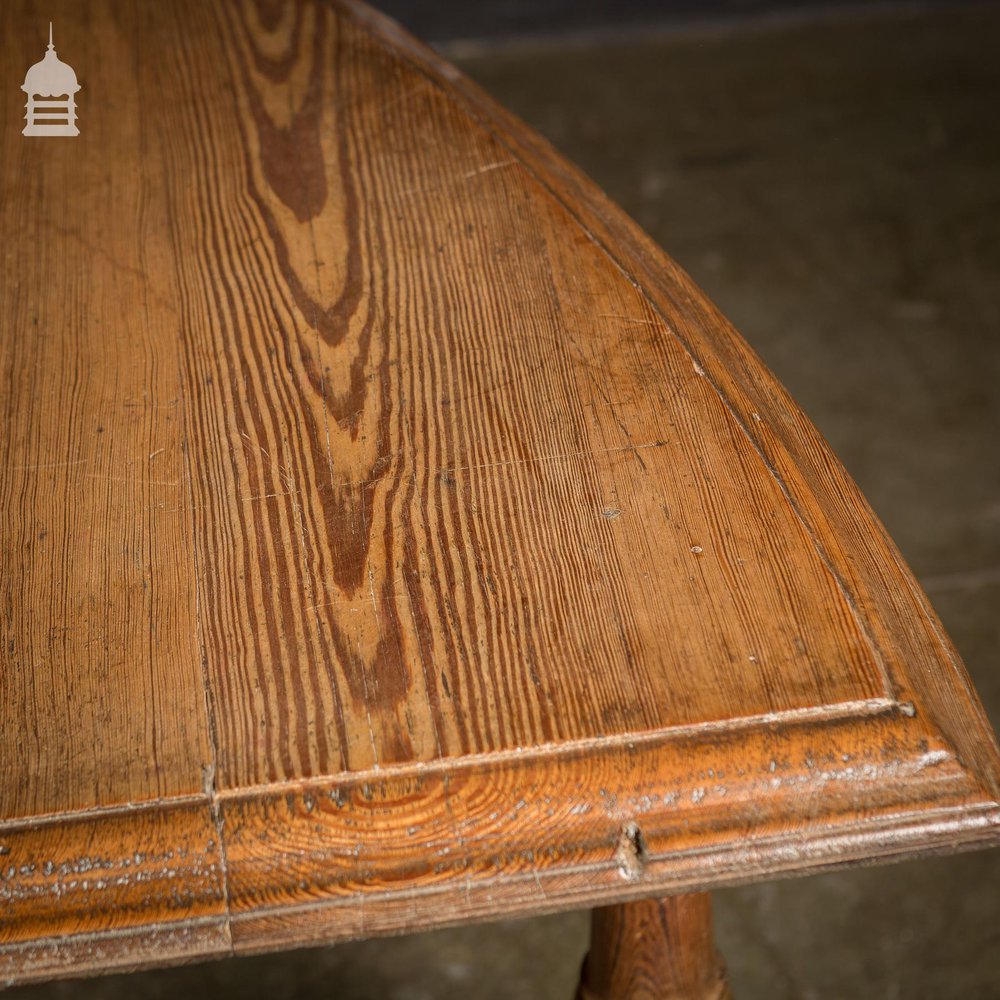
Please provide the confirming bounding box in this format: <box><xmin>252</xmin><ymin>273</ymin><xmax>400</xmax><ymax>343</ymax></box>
<box><xmin>12</xmin><ymin>5</ymin><xmax>1000</xmax><ymax>998</ymax></box>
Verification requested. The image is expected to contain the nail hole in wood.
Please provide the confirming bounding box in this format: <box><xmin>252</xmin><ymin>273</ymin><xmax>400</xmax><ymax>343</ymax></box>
<box><xmin>615</xmin><ymin>821</ymin><xmax>648</xmax><ymax>880</ymax></box>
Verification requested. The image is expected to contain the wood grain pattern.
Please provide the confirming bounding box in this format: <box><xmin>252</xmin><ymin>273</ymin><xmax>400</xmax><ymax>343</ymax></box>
<box><xmin>167</xmin><ymin>0</ymin><xmax>886</xmax><ymax>790</ymax></box>
<box><xmin>0</xmin><ymin>0</ymin><xmax>998</xmax><ymax>986</ymax></box>
<box><xmin>576</xmin><ymin>893</ymin><xmax>730</xmax><ymax>1000</ymax></box>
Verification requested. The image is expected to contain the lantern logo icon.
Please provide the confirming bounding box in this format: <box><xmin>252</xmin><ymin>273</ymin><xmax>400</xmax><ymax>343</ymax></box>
<box><xmin>22</xmin><ymin>23</ymin><xmax>80</xmax><ymax>137</ymax></box>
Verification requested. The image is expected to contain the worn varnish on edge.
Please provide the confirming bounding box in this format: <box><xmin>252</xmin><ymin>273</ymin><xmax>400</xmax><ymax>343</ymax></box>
<box><xmin>1</xmin><ymin>0</ymin><xmax>998</xmax><ymax>986</ymax></box>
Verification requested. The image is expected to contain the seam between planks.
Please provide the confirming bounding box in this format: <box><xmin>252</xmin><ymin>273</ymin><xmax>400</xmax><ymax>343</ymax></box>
<box><xmin>174</xmin><ymin>238</ymin><xmax>235</xmax><ymax>962</ymax></box>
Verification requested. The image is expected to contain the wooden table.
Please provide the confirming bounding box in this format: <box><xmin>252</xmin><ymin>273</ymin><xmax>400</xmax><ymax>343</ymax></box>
<box><xmin>3</xmin><ymin>2</ymin><xmax>998</xmax><ymax>995</ymax></box>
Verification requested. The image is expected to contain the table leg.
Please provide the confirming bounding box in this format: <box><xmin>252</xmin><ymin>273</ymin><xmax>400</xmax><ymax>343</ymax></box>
<box><xmin>575</xmin><ymin>892</ymin><xmax>731</xmax><ymax>1000</ymax></box>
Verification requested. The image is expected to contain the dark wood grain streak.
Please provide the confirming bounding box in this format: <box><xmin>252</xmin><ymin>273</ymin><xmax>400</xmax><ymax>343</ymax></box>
<box><xmin>0</xmin><ymin>0</ymin><xmax>998</xmax><ymax>987</ymax></box>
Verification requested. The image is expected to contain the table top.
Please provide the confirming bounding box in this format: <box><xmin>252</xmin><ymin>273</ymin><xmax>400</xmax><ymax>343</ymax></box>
<box><xmin>2</xmin><ymin>0</ymin><xmax>998</xmax><ymax>986</ymax></box>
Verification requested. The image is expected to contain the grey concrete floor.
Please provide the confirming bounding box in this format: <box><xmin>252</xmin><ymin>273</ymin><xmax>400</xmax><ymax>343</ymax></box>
<box><xmin>12</xmin><ymin>5</ymin><xmax>1000</xmax><ymax>998</ymax></box>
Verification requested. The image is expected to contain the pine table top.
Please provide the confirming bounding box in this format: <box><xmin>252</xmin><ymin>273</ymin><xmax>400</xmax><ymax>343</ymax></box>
<box><xmin>2</xmin><ymin>0</ymin><xmax>998</xmax><ymax>986</ymax></box>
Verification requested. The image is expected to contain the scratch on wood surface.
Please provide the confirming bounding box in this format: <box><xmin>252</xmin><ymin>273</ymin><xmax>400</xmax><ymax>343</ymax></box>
<box><xmin>564</xmin><ymin>328</ymin><xmax>651</xmax><ymax>471</ymax></box>
<box><xmin>598</xmin><ymin>313</ymin><xmax>657</xmax><ymax>327</ymax></box>
<box><xmin>401</xmin><ymin>159</ymin><xmax>517</xmax><ymax>197</ymax></box>
<box><xmin>241</xmin><ymin>491</ymin><xmax>300</xmax><ymax>503</ymax></box>
<box><xmin>462</xmin><ymin>159</ymin><xmax>516</xmax><ymax>179</ymax></box>
<box><xmin>305</xmin><ymin>598</ymin><xmax>368</xmax><ymax>614</ymax></box>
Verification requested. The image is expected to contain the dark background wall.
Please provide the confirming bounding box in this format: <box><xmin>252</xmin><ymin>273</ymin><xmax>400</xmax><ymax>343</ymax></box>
<box><xmin>377</xmin><ymin>0</ymin><xmax>985</xmax><ymax>42</ymax></box>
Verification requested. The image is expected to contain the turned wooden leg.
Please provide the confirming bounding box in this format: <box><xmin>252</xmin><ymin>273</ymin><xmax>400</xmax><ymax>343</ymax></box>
<box><xmin>576</xmin><ymin>892</ymin><xmax>731</xmax><ymax>1000</ymax></box>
